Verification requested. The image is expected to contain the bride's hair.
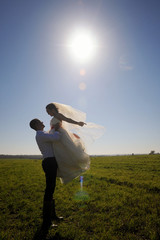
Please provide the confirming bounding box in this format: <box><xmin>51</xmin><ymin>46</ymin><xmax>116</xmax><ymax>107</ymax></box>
<box><xmin>46</xmin><ymin>103</ymin><xmax>59</xmax><ymax>113</ymax></box>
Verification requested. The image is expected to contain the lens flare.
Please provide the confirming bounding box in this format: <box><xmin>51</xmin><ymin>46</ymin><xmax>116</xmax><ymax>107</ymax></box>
<box><xmin>79</xmin><ymin>82</ymin><xmax>86</xmax><ymax>90</ymax></box>
<box><xmin>80</xmin><ymin>176</ymin><xmax>83</xmax><ymax>190</ymax></box>
<box><xmin>80</xmin><ymin>69</ymin><xmax>86</xmax><ymax>76</ymax></box>
<box><xmin>74</xmin><ymin>176</ymin><xmax>89</xmax><ymax>201</ymax></box>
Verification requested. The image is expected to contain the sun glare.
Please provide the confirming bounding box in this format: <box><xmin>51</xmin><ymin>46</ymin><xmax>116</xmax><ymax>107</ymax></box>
<box><xmin>68</xmin><ymin>29</ymin><xmax>97</xmax><ymax>63</ymax></box>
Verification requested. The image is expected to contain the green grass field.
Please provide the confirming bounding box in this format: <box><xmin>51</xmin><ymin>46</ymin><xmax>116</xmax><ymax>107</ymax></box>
<box><xmin>0</xmin><ymin>155</ymin><xmax>160</xmax><ymax>240</ymax></box>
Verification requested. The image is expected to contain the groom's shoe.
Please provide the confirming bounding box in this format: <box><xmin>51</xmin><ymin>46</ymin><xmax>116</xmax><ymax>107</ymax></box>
<box><xmin>51</xmin><ymin>199</ymin><xmax>64</xmax><ymax>222</ymax></box>
<box><xmin>51</xmin><ymin>223</ymin><xmax>58</xmax><ymax>228</ymax></box>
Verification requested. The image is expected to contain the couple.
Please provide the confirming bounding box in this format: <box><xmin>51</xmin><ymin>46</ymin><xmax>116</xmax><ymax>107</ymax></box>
<box><xmin>30</xmin><ymin>102</ymin><xmax>91</xmax><ymax>230</ymax></box>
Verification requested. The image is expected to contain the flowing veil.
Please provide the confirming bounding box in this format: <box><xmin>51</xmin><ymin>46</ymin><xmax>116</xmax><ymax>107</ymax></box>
<box><xmin>53</xmin><ymin>102</ymin><xmax>105</xmax><ymax>145</ymax></box>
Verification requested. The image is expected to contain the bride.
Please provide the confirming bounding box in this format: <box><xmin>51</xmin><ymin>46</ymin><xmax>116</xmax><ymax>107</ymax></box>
<box><xmin>46</xmin><ymin>102</ymin><xmax>104</xmax><ymax>184</ymax></box>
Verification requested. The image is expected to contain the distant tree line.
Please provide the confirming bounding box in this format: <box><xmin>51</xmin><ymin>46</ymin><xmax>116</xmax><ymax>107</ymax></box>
<box><xmin>149</xmin><ymin>150</ymin><xmax>159</xmax><ymax>155</ymax></box>
<box><xmin>0</xmin><ymin>154</ymin><xmax>42</xmax><ymax>159</ymax></box>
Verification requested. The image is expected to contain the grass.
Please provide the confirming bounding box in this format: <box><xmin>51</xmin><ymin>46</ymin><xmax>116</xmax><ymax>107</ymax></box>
<box><xmin>0</xmin><ymin>155</ymin><xmax>160</xmax><ymax>239</ymax></box>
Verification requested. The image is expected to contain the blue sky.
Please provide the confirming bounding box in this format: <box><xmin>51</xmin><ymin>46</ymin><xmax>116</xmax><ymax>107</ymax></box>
<box><xmin>0</xmin><ymin>0</ymin><xmax>160</xmax><ymax>155</ymax></box>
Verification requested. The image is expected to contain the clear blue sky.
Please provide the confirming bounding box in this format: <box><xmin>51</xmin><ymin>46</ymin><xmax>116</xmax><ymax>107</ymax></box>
<box><xmin>0</xmin><ymin>0</ymin><xmax>160</xmax><ymax>155</ymax></box>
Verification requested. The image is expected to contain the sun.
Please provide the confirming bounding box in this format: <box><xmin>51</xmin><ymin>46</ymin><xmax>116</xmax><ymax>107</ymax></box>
<box><xmin>68</xmin><ymin>29</ymin><xmax>97</xmax><ymax>63</ymax></box>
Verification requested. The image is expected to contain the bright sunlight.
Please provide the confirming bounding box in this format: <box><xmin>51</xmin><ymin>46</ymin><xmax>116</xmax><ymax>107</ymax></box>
<box><xmin>68</xmin><ymin>29</ymin><xmax>97</xmax><ymax>63</ymax></box>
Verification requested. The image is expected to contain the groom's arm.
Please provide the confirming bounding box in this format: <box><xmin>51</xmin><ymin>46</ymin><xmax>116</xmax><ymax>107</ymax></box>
<box><xmin>40</xmin><ymin>131</ymin><xmax>61</xmax><ymax>142</ymax></box>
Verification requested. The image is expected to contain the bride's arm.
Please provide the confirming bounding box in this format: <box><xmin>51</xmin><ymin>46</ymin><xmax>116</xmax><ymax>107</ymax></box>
<box><xmin>55</xmin><ymin>113</ymin><xmax>86</xmax><ymax>127</ymax></box>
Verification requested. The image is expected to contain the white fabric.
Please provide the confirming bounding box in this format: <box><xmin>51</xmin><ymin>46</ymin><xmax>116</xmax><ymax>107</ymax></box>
<box><xmin>48</xmin><ymin>102</ymin><xmax>105</xmax><ymax>184</ymax></box>
<box><xmin>53</xmin><ymin>102</ymin><xmax>105</xmax><ymax>144</ymax></box>
<box><xmin>50</xmin><ymin>117</ymin><xmax>90</xmax><ymax>184</ymax></box>
<box><xmin>36</xmin><ymin>130</ymin><xmax>60</xmax><ymax>159</ymax></box>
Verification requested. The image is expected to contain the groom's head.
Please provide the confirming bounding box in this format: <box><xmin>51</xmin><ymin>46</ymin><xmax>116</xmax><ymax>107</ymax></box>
<box><xmin>30</xmin><ymin>119</ymin><xmax>45</xmax><ymax>131</ymax></box>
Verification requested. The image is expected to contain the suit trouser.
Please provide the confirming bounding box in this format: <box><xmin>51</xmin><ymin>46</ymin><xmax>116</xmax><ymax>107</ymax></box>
<box><xmin>42</xmin><ymin>157</ymin><xmax>58</xmax><ymax>201</ymax></box>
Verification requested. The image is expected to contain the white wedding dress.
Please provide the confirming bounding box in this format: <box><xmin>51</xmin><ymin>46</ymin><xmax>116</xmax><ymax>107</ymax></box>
<box><xmin>50</xmin><ymin>118</ymin><xmax>90</xmax><ymax>184</ymax></box>
<box><xmin>49</xmin><ymin>103</ymin><xmax>105</xmax><ymax>184</ymax></box>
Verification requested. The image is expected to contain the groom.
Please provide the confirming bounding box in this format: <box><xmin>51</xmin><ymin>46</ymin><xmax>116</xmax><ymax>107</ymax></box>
<box><xmin>29</xmin><ymin>118</ymin><xmax>63</xmax><ymax>230</ymax></box>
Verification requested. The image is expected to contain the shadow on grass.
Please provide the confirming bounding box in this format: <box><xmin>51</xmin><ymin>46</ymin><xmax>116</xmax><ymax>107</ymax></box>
<box><xmin>47</xmin><ymin>232</ymin><xmax>74</xmax><ymax>240</ymax></box>
<box><xmin>32</xmin><ymin>225</ymin><xmax>48</xmax><ymax>240</ymax></box>
<box><xmin>33</xmin><ymin>225</ymin><xmax>73</xmax><ymax>240</ymax></box>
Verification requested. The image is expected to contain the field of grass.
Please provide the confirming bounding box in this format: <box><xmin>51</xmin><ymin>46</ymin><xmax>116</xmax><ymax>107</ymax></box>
<box><xmin>0</xmin><ymin>155</ymin><xmax>160</xmax><ymax>240</ymax></box>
